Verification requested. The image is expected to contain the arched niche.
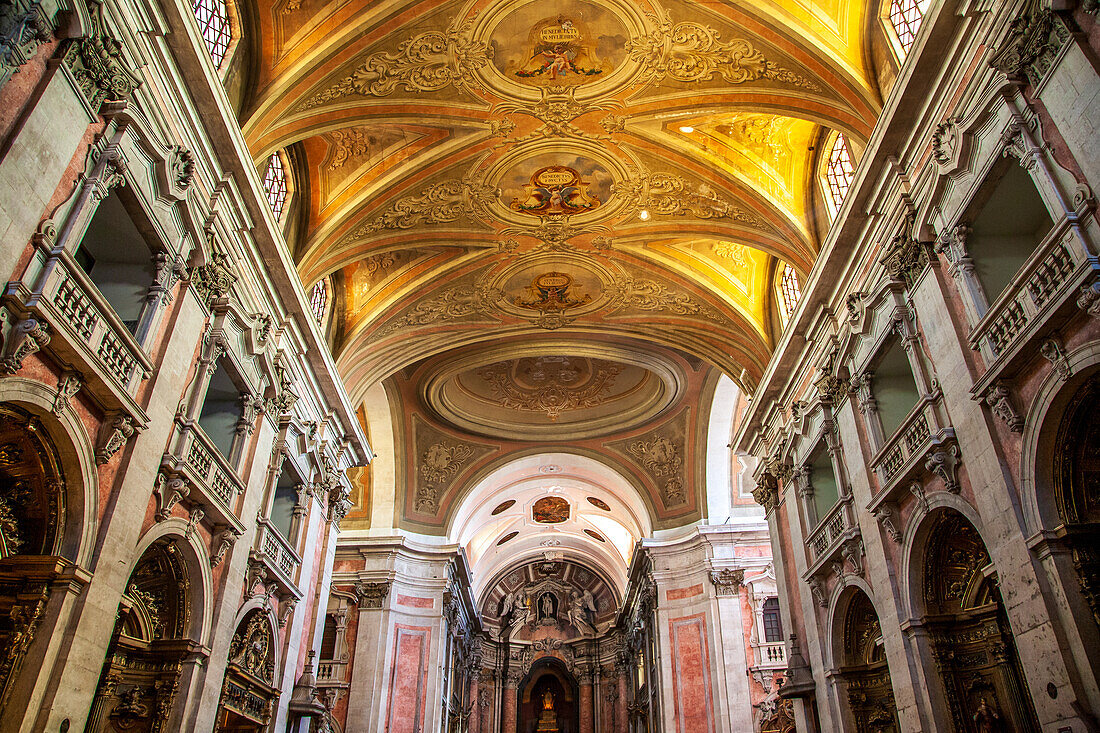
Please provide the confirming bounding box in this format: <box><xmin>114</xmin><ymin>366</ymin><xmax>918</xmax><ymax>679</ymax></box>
<box><xmin>1046</xmin><ymin>370</ymin><xmax>1100</xmax><ymax>630</ymax></box>
<box><xmin>0</xmin><ymin>396</ymin><xmax>96</xmax><ymax>714</ymax></box>
<box><xmin>915</xmin><ymin>509</ymin><xmax>1039</xmax><ymax>733</ymax></box>
<box><xmin>85</xmin><ymin>538</ymin><xmax>202</xmax><ymax>732</ymax></box>
<box><xmin>518</xmin><ymin>658</ymin><xmax>578</xmax><ymax>733</ymax></box>
<box><xmin>834</xmin><ymin>589</ymin><xmax>897</xmax><ymax>733</ymax></box>
<box><xmin>214</xmin><ymin>608</ymin><xmax>280</xmax><ymax>731</ymax></box>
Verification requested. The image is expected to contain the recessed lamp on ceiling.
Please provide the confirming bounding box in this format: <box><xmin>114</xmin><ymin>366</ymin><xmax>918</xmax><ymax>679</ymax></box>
<box><xmin>679</xmin><ymin>125</ymin><xmax>694</xmax><ymax>133</ymax></box>
<box><xmin>639</xmin><ymin>209</ymin><xmax>650</xmax><ymax>221</ymax></box>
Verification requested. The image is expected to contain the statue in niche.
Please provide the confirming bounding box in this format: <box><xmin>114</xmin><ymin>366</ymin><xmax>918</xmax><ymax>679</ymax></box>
<box><xmin>536</xmin><ymin>688</ymin><xmax>559</xmax><ymax>732</ymax></box>
<box><xmin>538</xmin><ymin>591</ymin><xmax>558</xmax><ymax>624</ymax></box>
<box><xmin>973</xmin><ymin>696</ymin><xmax>1001</xmax><ymax>733</ymax></box>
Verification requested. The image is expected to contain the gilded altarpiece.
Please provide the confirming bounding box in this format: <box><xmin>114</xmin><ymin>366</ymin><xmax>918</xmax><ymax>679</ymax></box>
<box><xmin>215</xmin><ymin>610</ymin><xmax>280</xmax><ymax>731</ymax></box>
<box><xmin>1053</xmin><ymin>374</ymin><xmax>1100</xmax><ymax>630</ymax></box>
<box><xmin>0</xmin><ymin>405</ymin><xmax>68</xmax><ymax>715</ymax></box>
<box><xmin>839</xmin><ymin>592</ymin><xmax>897</xmax><ymax>733</ymax></box>
<box><xmin>923</xmin><ymin>513</ymin><xmax>1038</xmax><ymax>732</ymax></box>
<box><xmin>86</xmin><ymin>541</ymin><xmax>196</xmax><ymax>732</ymax></box>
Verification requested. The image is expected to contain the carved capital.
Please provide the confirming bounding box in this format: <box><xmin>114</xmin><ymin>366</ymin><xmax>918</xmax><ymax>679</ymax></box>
<box><xmin>1078</xmin><ymin>281</ymin><xmax>1100</xmax><ymax>320</ymax></box>
<box><xmin>873</xmin><ymin>503</ymin><xmax>902</xmax><ymax>543</ymax></box>
<box><xmin>984</xmin><ymin>380</ymin><xmax>1024</xmax><ymax>433</ymax></box>
<box><xmin>210</xmin><ymin>525</ymin><xmax>241</xmax><ymax>568</ymax></box>
<box><xmin>154</xmin><ymin>472</ymin><xmax>190</xmax><ymax>521</ymax></box>
<box><xmin>1040</xmin><ymin>336</ymin><xmax>1073</xmax><ymax>382</ymax></box>
<box><xmin>0</xmin><ymin>316</ymin><xmax>50</xmax><ymax>375</ymax></box>
<box><xmin>51</xmin><ymin>370</ymin><xmax>83</xmax><ymax>416</ymax></box>
<box><xmin>708</xmin><ymin>568</ymin><xmax>744</xmax><ymax>596</ymax></box>
<box><xmin>61</xmin><ymin>3</ymin><xmax>142</xmax><ymax>111</ymax></box>
<box><xmin>806</xmin><ymin>577</ymin><xmax>827</xmax><ymax>608</ymax></box>
<box><xmin>96</xmin><ymin>412</ymin><xmax>137</xmax><ymax>465</ymax></box>
<box><xmin>355</xmin><ymin>581</ymin><xmax>390</xmax><ymax>609</ymax></box>
<box><xmin>924</xmin><ymin>444</ymin><xmax>961</xmax><ymax>494</ymax></box>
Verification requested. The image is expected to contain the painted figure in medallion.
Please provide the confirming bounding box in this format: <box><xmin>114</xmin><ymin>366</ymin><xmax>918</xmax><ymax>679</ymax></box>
<box><xmin>510</xmin><ymin>166</ymin><xmax>601</xmax><ymax>216</ymax></box>
<box><xmin>514</xmin><ymin>15</ymin><xmax>608</xmax><ymax>85</ymax></box>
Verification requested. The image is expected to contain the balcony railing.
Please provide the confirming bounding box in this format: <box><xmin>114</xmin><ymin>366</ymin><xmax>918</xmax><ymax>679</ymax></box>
<box><xmin>970</xmin><ymin>222</ymin><xmax>1099</xmax><ymax>369</ymax></box>
<box><xmin>162</xmin><ymin>425</ymin><xmax>246</xmax><ymax>531</ymax></box>
<box><xmin>316</xmin><ymin>660</ymin><xmax>348</xmax><ymax>685</ymax></box>
<box><xmin>7</xmin><ymin>248</ymin><xmax>152</xmax><ymax>411</ymax></box>
<box><xmin>806</xmin><ymin>497</ymin><xmax>853</xmax><ymax>563</ymax></box>
<box><xmin>870</xmin><ymin>392</ymin><xmax>954</xmax><ymax>497</ymax></box>
<box><xmin>754</xmin><ymin>642</ymin><xmax>787</xmax><ymax>668</ymax></box>
<box><xmin>254</xmin><ymin>518</ymin><xmax>302</xmax><ymax>594</ymax></box>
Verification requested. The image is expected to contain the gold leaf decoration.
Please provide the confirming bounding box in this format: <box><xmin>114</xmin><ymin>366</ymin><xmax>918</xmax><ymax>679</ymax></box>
<box><xmin>627</xmin><ymin>11</ymin><xmax>820</xmax><ymax>91</ymax></box>
<box><xmin>342</xmin><ymin>176</ymin><xmax>496</xmax><ymax>243</ymax></box>
<box><xmin>300</xmin><ymin>16</ymin><xmax>491</xmax><ymax>109</ymax></box>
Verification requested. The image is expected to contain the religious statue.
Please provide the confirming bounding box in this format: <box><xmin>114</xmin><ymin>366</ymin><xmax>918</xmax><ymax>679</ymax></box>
<box><xmin>568</xmin><ymin>590</ymin><xmax>596</xmax><ymax>636</ymax></box>
<box><xmin>973</xmin><ymin>695</ymin><xmax>1001</xmax><ymax>733</ymax></box>
<box><xmin>540</xmin><ymin>592</ymin><xmax>556</xmax><ymax>623</ymax></box>
<box><xmin>536</xmin><ymin>688</ymin><xmax>559</xmax><ymax>732</ymax></box>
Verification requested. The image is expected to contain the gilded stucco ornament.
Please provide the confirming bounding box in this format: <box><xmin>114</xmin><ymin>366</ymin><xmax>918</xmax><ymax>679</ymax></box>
<box><xmin>300</xmin><ymin>15</ymin><xmax>491</xmax><ymax>108</ymax></box>
<box><xmin>614</xmin><ymin>171</ymin><xmax>768</xmax><ymax>229</ymax></box>
<box><xmin>343</xmin><ymin>175</ymin><xmax>496</xmax><ymax>241</ymax></box>
<box><xmin>627</xmin><ymin>11</ymin><xmax>820</xmax><ymax>91</ymax></box>
<box><xmin>627</xmin><ymin>433</ymin><xmax>685</xmax><ymax>505</ymax></box>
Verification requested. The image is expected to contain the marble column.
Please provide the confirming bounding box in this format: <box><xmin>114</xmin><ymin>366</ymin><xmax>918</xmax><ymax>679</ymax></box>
<box><xmin>502</xmin><ymin>672</ymin><xmax>519</xmax><ymax>733</ymax></box>
<box><xmin>616</xmin><ymin>669</ymin><xmax>629</xmax><ymax>733</ymax></box>
<box><xmin>468</xmin><ymin>672</ymin><xmax>481</xmax><ymax>733</ymax></box>
<box><xmin>479</xmin><ymin>671</ymin><xmax>495</xmax><ymax>733</ymax></box>
<box><xmin>578</xmin><ymin>672</ymin><xmax>594</xmax><ymax>733</ymax></box>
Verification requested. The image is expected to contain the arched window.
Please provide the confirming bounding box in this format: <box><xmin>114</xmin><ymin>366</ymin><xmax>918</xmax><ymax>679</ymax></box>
<box><xmin>309</xmin><ymin>279</ymin><xmax>328</xmax><ymax>324</ymax></box>
<box><xmin>776</xmin><ymin>264</ymin><xmax>801</xmax><ymax>323</ymax></box>
<box><xmin>262</xmin><ymin>152</ymin><xmax>288</xmax><ymax>221</ymax></box>
<box><xmin>888</xmin><ymin>0</ymin><xmax>930</xmax><ymax>55</ymax></box>
<box><xmin>192</xmin><ymin>0</ymin><xmax>232</xmax><ymax>68</ymax></box>
<box><xmin>824</xmin><ymin>133</ymin><xmax>855</xmax><ymax>216</ymax></box>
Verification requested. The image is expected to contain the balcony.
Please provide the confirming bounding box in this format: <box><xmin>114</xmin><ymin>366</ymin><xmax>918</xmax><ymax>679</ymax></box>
<box><xmin>969</xmin><ymin>220</ymin><xmax>1100</xmax><ymax>389</ymax></box>
<box><xmin>5</xmin><ymin>247</ymin><xmax>152</xmax><ymax>416</ymax></box>
<box><xmin>316</xmin><ymin>660</ymin><xmax>348</xmax><ymax>685</ymax></box>
<box><xmin>251</xmin><ymin>518</ymin><xmax>302</xmax><ymax>597</ymax></box>
<box><xmin>869</xmin><ymin>391</ymin><xmax>955</xmax><ymax>500</ymax></box>
<box><xmin>805</xmin><ymin>496</ymin><xmax>856</xmax><ymax>574</ymax></box>
<box><xmin>161</xmin><ymin>425</ymin><xmax>246</xmax><ymax>532</ymax></box>
<box><xmin>755</xmin><ymin>641</ymin><xmax>787</xmax><ymax>668</ymax></box>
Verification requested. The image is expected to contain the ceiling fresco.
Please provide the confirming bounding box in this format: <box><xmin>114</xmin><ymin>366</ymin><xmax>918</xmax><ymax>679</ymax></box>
<box><xmin>240</xmin><ymin>0</ymin><xmax>881</xmax><ymax>396</ymax></box>
<box><xmin>235</xmin><ymin>0</ymin><xmax>885</xmax><ymax>544</ymax></box>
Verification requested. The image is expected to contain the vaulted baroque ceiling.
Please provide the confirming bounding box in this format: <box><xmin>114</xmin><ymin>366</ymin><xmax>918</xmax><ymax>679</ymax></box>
<box><xmin>236</xmin><ymin>0</ymin><xmax>886</xmax><ymax>403</ymax></box>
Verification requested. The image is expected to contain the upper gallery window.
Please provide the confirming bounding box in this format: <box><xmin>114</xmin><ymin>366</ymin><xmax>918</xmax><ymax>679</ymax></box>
<box><xmin>825</xmin><ymin>133</ymin><xmax>855</xmax><ymax>217</ymax></box>
<box><xmin>762</xmin><ymin>597</ymin><xmax>784</xmax><ymax>643</ymax></box>
<box><xmin>777</xmin><ymin>264</ymin><xmax>801</xmax><ymax>324</ymax></box>
<box><xmin>192</xmin><ymin>0</ymin><xmax>232</xmax><ymax>68</ymax></box>
<box><xmin>888</xmin><ymin>0</ymin><xmax>930</xmax><ymax>55</ymax></box>
<box><xmin>309</xmin><ymin>279</ymin><xmax>328</xmax><ymax>324</ymax></box>
<box><xmin>262</xmin><ymin>153</ymin><xmax>288</xmax><ymax>222</ymax></box>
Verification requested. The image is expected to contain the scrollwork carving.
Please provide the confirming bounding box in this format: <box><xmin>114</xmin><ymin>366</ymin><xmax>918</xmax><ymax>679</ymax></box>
<box><xmin>627</xmin><ymin>11</ymin><xmax>820</xmax><ymax>90</ymax></box>
<box><xmin>300</xmin><ymin>15</ymin><xmax>490</xmax><ymax>108</ymax></box>
<box><xmin>0</xmin><ymin>317</ymin><xmax>50</xmax><ymax>375</ymax></box>
<box><xmin>96</xmin><ymin>412</ymin><xmax>136</xmax><ymax>465</ymax></box>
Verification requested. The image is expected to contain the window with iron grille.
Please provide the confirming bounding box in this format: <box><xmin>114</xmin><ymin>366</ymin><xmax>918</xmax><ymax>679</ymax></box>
<box><xmin>309</xmin><ymin>279</ymin><xmax>328</xmax><ymax>324</ymax></box>
<box><xmin>262</xmin><ymin>153</ymin><xmax>288</xmax><ymax>221</ymax></box>
<box><xmin>762</xmin><ymin>597</ymin><xmax>783</xmax><ymax>643</ymax></box>
<box><xmin>889</xmin><ymin>0</ymin><xmax>930</xmax><ymax>54</ymax></box>
<box><xmin>777</xmin><ymin>264</ymin><xmax>801</xmax><ymax>322</ymax></box>
<box><xmin>825</xmin><ymin>133</ymin><xmax>855</xmax><ymax>215</ymax></box>
<box><xmin>192</xmin><ymin>0</ymin><xmax>232</xmax><ymax>68</ymax></box>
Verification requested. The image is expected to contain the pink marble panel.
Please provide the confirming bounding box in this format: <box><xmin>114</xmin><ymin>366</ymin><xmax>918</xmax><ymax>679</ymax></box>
<box><xmin>386</xmin><ymin>624</ymin><xmax>431</xmax><ymax>733</ymax></box>
<box><xmin>669</xmin><ymin>613</ymin><xmax>714</xmax><ymax>733</ymax></box>
<box><xmin>666</xmin><ymin>584</ymin><xmax>703</xmax><ymax>601</ymax></box>
<box><xmin>396</xmin><ymin>594</ymin><xmax>435</xmax><ymax>608</ymax></box>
